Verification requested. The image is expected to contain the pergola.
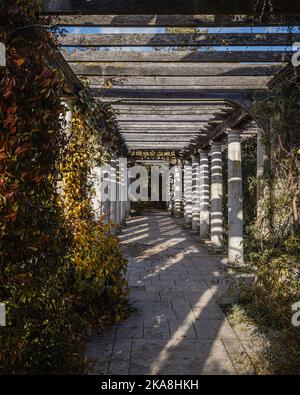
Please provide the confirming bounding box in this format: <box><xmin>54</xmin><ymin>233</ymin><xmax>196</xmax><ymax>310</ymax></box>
<box><xmin>43</xmin><ymin>0</ymin><xmax>300</xmax><ymax>266</ymax></box>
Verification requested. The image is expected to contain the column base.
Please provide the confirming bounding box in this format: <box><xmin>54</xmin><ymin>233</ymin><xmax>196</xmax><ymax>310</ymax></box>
<box><xmin>209</xmin><ymin>246</ymin><xmax>225</xmax><ymax>254</ymax></box>
<box><xmin>191</xmin><ymin>227</ymin><xmax>200</xmax><ymax>234</ymax></box>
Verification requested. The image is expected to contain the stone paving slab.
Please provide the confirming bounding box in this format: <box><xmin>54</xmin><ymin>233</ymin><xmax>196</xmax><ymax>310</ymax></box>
<box><xmin>86</xmin><ymin>211</ymin><xmax>254</xmax><ymax>375</ymax></box>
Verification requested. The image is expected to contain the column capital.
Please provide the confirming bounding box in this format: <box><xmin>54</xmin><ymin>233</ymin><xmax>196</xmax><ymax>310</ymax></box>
<box><xmin>227</xmin><ymin>128</ymin><xmax>242</xmax><ymax>136</ymax></box>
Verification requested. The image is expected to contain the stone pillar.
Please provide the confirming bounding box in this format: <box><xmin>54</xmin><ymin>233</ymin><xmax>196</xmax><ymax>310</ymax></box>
<box><xmin>174</xmin><ymin>165</ymin><xmax>183</xmax><ymax>217</ymax></box>
<box><xmin>256</xmin><ymin>126</ymin><xmax>269</xmax><ymax>223</ymax></box>
<box><xmin>184</xmin><ymin>159</ymin><xmax>193</xmax><ymax>227</ymax></box>
<box><xmin>0</xmin><ymin>42</ymin><xmax>6</xmax><ymax>67</ymax></box>
<box><xmin>168</xmin><ymin>172</ymin><xmax>174</xmax><ymax>215</ymax></box>
<box><xmin>102</xmin><ymin>165</ymin><xmax>111</xmax><ymax>225</ymax></box>
<box><xmin>115</xmin><ymin>157</ymin><xmax>121</xmax><ymax>226</ymax></box>
<box><xmin>199</xmin><ymin>149</ymin><xmax>210</xmax><ymax>241</ymax></box>
<box><xmin>126</xmin><ymin>168</ymin><xmax>131</xmax><ymax>218</ymax></box>
<box><xmin>91</xmin><ymin>166</ymin><xmax>102</xmax><ymax>220</ymax></box>
<box><xmin>191</xmin><ymin>155</ymin><xmax>200</xmax><ymax>233</ymax></box>
<box><xmin>109</xmin><ymin>155</ymin><xmax>117</xmax><ymax>228</ymax></box>
<box><xmin>119</xmin><ymin>156</ymin><xmax>128</xmax><ymax>225</ymax></box>
<box><xmin>61</xmin><ymin>97</ymin><xmax>73</xmax><ymax>138</ymax></box>
<box><xmin>228</xmin><ymin>130</ymin><xmax>244</xmax><ymax>266</ymax></box>
<box><xmin>59</xmin><ymin>97</ymin><xmax>74</xmax><ymax>198</ymax></box>
<box><xmin>210</xmin><ymin>142</ymin><xmax>224</xmax><ymax>252</ymax></box>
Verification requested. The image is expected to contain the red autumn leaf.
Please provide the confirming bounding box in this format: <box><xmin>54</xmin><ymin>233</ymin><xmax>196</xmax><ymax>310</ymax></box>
<box><xmin>7</xmin><ymin>212</ymin><xmax>17</xmax><ymax>222</ymax></box>
<box><xmin>15</xmin><ymin>144</ymin><xmax>31</xmax><ymax>156</ymax></box>
<box><xmin>32</xmin><ymin>175</ymin><xmax>42</xmax><ymax>184</ymax></box>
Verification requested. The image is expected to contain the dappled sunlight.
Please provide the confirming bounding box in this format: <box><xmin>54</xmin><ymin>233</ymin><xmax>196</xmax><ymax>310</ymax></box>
<box><xmin>150</xmin><ymin>288</ymin><xmax>217</xmax><ymax>374</ymax></box>
<box><xmin>99</xmin><ymin>210</ymin><xmax>248</xmax><ymax>375</ymax></box>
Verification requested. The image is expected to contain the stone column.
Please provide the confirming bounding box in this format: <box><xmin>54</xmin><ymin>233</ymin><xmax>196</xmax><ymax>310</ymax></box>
<box><xmin>210</xmin><ymin>142</ymin><xmax>224</xmax><ymax>252</ymax></box>
<box><xmin>184</xmin><ymin>159</ymin><xmax>193</xmax><ymax>227</ymax></box>
<box><xmin>126</xmin><ymin>167</ymin><xmax>131</xmax><ymax>218</ymax></box>
<box><xmin>228</xmin><ymin>129</ymin><xmax>244</xmax><ymax>265</ymax></box>
<box><xmin>256</xmin><ymin>126</ymin><xmax>269</xmax><ymax>224</ymax></box>
<box><xmin>115</xmin><ymin>157</ymin><xmax>121</xmax><ymax>226</ymax></box>
<box><xmin>174</xmin><ymin>165</ymin><xmax>183</xmax><ymax>218</ymax></box>
<box><xmin>168</xmin><ymin>172</ymin><xmax>174</xmax><ymax>215</ymax></box>
<box><xmin>101</xmin><ymin>165</ymin><xmax>111</xmax><ymax>225</ymax></box>
<box><xmin>109</xmin><ymin>155</ymin><xmax>117</xmax><ymax>228</ymax></box>
<box><xmin>199</xmin><ymin>149</ymin><xmax>210</xmax><ymax>241</ymax></box>
<box><xmin>61</xmin><ymin>97</ymin><xmax>73</xmax><ymax>138</ymax></box>
<box><xmin>59</xmin><ymin>97</ymin><xmax>74</xmax><ymax>198</ymax></box>
<box><xmin>91</xmin><ymin>166</ymin><xmax>102</xmax><ymax>221</ymax></box>
<box><xmin>119</xmin><ymin>156</ymin><xmax>128</xmax><ymax>225</ymax></box>
<box><xmin>191</xmin><ymin>155</ymin><xmax>200</xmax><ymax>233</ymax></box>
<box><xmin>0</xmin><ymin>42</ymin><xmax>6</xmax><ymax>67</ymax></box>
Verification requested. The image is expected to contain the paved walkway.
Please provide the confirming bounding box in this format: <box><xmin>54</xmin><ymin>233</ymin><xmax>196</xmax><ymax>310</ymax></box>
<box><xmin>86</xmin><ymin>210</ymin><xmax>253</xmax><ymax>375</ymax></box>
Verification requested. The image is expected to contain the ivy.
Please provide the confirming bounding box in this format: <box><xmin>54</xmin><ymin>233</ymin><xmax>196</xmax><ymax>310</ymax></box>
<box><xmin>0</xmin><ymin>1</ymin><xmax>128</xmax><ymax>374</ymax></box>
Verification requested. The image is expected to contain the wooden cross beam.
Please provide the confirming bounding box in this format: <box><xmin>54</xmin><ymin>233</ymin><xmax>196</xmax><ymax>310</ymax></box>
<box><xmin>59</xmin><ymin>33</ymin><xmax>300</xmax><ymax>47</ymax></box>
<box><xmin>71</xmin><ymin>62</ymin><xmax>284</xmax><ymax>77</ymax></box>
<box><xmin>43</xmin><ymin>0</ymin><xmax>300</xmax><ymax>16</ymax></box>
<box><xmin>50</xmin><ymin>14</ymin><xmax>300</xmax><ymax>28</ymax></box>
<box><xmin>62</xmin><ymin>50</ymin><xmax>292</xmax><ymax>63</ymax></box>
<box><xmin>85</xmin><ymin>76</ymin><xmax>271</xmax><ymax>88</ymax></box>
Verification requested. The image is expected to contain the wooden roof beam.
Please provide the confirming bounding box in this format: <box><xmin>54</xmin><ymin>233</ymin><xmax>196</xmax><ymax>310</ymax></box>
<box><xmin>49</xmin><ymin>14</ymin><xmax>300</xmax><ymax>28</ymax></box>
<box><xmin>62</xmin><ymin>50</ymin><xmax>292</xmax><ymax>63</ymax></box>
<box><xmin>71</xmin><ymin>62</ymin><xmax>284</xmax><ymax>77</ymax></box>
<box><xmin>59</xmin><ymin>33</ymin><xmax>300</xmax><ymax>47</ymax></box>
<box><xmin>43</xmin><ymin>0</ymin><xmax>300</xmax><ymax>16</ymax></box>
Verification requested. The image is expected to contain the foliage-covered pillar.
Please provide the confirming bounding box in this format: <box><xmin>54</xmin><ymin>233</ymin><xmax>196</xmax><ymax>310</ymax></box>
<box><xmin>191</xmin><ymin>155</ymin><xmax>200</xmax><ymax>232</ymax></box>
<box><xmin>61</xmin><ymin>97</ymin><xmax>73</xmax><ymax>136</ymax></box>
<box><xmin>91</xmin><ymin>166</ymin><xmax>102</xmax><ymax>220</ymax></box>
<box><xmin>184</xmin><ymin>159</ymin><xmax>193</xmax><ymax>227</ymax></box>
<box><xmin>0</xmin><ymin>42</ymin><xmax>6</xmax><ymax>67</ymax></box>
<box><xmin>101</xmin><ymin>163</ymin><xmax>111</xmax><ymax>225</ymax></box>
<box><xmin>210</xmin><ymin>142</ymin><xmax>224</xmax><ymax>252</ymax></box>
<box><xmin>199</xmin><ymin>149</ymin><xmax>210</xmax><ymax>241</ymax></box>
<box><xmin>228</xmin><ymin>129</ymin><xmax>244</xmax><ymax>265</ymax></box>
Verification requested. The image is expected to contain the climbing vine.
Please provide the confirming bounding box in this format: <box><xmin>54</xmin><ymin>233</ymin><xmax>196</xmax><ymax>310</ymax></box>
<box><xmin>235</xmin><ymin>81</ymin><xmax>300</xmax><ymax>374</ymax></box>
<box><xmin>0</xmin><ymin>0</ymin><xmax>128</xmax><ymax>374</ymax></box>
<box><xmin>59</xmin><ymin>90</ymin><xmax>128</xmax><ymax>322</ymax></box>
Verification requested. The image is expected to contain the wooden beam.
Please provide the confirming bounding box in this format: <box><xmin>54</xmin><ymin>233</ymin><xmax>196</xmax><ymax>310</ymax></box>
<box><xmin>60</xmin><ymin>33</ymin><xmax>300</xmax><ymax>47</ymax></box>
<box><xmin>122</xmin><ymin>132</ymin><xmax>201</xmax><ymax>136</ymax></box>
<box><xmin>117</xmin><ymin>109</ymin><xmax>228</xmax><ymax>115</ymax></box>
<box><xmin>99</xmin><ymin>84</ymin><xmax>265</xmax><ymax>91</ymax></box>
<box><xmin>124</xmin><ymin>136</ymin><xmax>195</xmax><ymax>142</ymax></box>
<box><xmin>86</xmin><ymin>76</ymin><xmax>271</xmax><ymax>87</ymax></box>
<box><xmin>128</xmin><ymin>144</ymin><xmax>188</xmax><ymax>149</ymax></box>
<box><xmin>62</xmin><ymin>50</ymin><xmax>292</xmax><ymax>63</ymax></box>
<box><xmin>50</xmin><ymin>14</ymin><xmax>300</xmax><ymax>27</ymax></box>
<box><xmin>71</xmin><ymin>62</ymin><xmax>284</xmax><ymax>77</ymax></box>
<box><xmin>91</xmin><ymin>88</ymin><xmax>254</xmax><ymax>106</ymax></box>
<box><xmin>43</xmin><ymin>1</ymin><xmax>300</xmax><ymax>16</ymax></box>
<box><xmin>117</xmin><ymin>114</ymin><xmax>216</xmax><ymax>121</ymax></box>
<box><xmin>0</xmin><ymin>42</ymin><xmax>6</xmax><ymax>67</ymax></box>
